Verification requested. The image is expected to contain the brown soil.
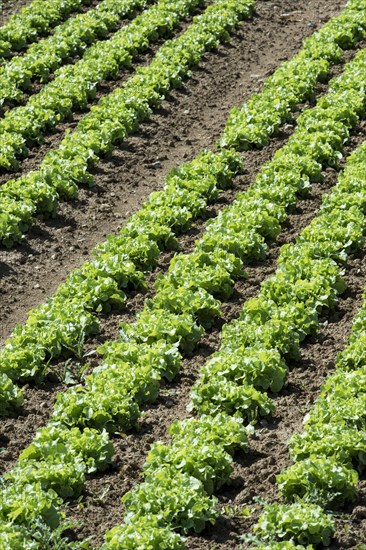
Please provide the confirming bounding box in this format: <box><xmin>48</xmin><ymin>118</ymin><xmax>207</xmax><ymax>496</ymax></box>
<box><xmin>2</xmin><ymin>0</ymin><xmax>366</xmax><ymax>548</ymax></box>
<box><xmin>0</xmin><ymin>0</ymin><xmax>31</xmax><ymax>23</ymax></box>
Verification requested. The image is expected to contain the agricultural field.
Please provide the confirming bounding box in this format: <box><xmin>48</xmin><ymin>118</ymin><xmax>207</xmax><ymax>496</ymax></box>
<box><xmin>1</xmin><ymin>0</ymin><xmax>366</xmax><ymax>548</ymax></box>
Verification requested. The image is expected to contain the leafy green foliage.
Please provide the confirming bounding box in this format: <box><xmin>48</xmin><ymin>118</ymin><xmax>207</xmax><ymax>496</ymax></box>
<box><xmin>168</xmin><ymin>413</ymin><xmax>250</xmax><ymax>454</ymax></box>
<box><xmin>0</xmin><ymin>481</ymin><xmax>61</xmax><ymax>528</ymax></box>
<box><xmin>305</xmin><ymin>367</ymin><xmax>366</xmax><ymax>431</ymax></box>
<box><xmin>0</xmin><ymin>0</ymin><xmax>250</xmax><ymax>246</ymax></box>
<box><xmin>0</xmin><ymin>521</ymin><xmax>78</xmax><ymax>550</ymax></box>
<box><xmin>285</xmin><ymin>265</ymin><xmax>366</xmax><ymax>501</ymax></box>
<box><xmin>6</xmin><ymin>459</ymin><xmax>86</xmax><ymax>499</ymax></box>
<box><xmin>190</xmin><ymin>378</ymin><xmax>275</xmax><ymax>421</ymax></box>
<box><xmin>250</xmin><ymin>254</ymin><xmax>366</xmax><ymax>544</ymax></box>
<box><xmin>5</xmin><ymin>4</ymin><xmax>366</xmax><ymax>547</ymax></box>
<box><xmin>0</xmin><ymin>423</ymin><xmax>114</xmax><ymax>542</ymax></box>
<box><xmin>144</xmin><ymin>414</ymin><xmax>250</xmax><ymax>496</ymax></box>
<box><xmin>222</xmin><ymin>307</ymin><xmax>303</xmax><ymax>358</ymax></box>
<box><xmin>155</xmin><ymin>249</ymin><xmax>243</xmax><ymax>300</ymax></box>
<box><xmin>19</xmin><ymin>424</ymin><xmax>113</xmax><ymax>472</ymax></box>
<box><xmin>0</xmin><ymin>523</ymin><xmax>38</xmax><ymax>550</ymax></box>
<box><xmin>123</xmin><ymin>466</ymin><xmax>218</xmax><ymax>533</ymax></box>
<box><xmin>104</xmin><ymin>63</ymin><xmax>366</xmax><ymax>545</ymax></box>
<box><xmin>0</xmin><ymin>0</ymin><xmax>89</xmax><ymax>58</ymax></box>
<box><xmin>147</xmin><ymin>287</ymin><xmax>222</xmax><ymax>329</ymax></box>
<box><xmin>0</xmin><ymin>373</ymin><xmax>23</xmax><ymax>416</ymax></box>
<box><xmin>277</xmin><ymin>458</ymin><xmax>358</xmax><ymax>509</ymax></box>
<box><xmin>103</xmin><ymin>515</ymin><xmax>184</xmax><ymax>549</ymax></box>
<box><xmin>289</xmin><ymin>424</ymin><xmax>366</xmax><ymax>466</ymax></box>
<box><xmin>103</xmin><ymin>412</ymin><xmax>251</xmax><ymax>545</ymax></box>
<box><xmin>145</xmin><ymin>440</ymin><xmax>233</xmax><ymax>495</ymax></box>
<box><xmin>197</xmin><ymin>347</ymin><xmax>288</xmax><ymax>393</ymax></box>
<box><xmin>0</xmin><ymin>0</ymin><xmax>146</xmax><ymax>106</ymax></box>
<box><xmin>98</xmin><ymin>340</ymin><xmax>182</xmax><ymax>382</ymax></box>
<box><xmin>337</xmin><ymin>330</ymin><xmax>366</xmax><ymax>372</ymax></box>
<box><xmin>120</xmin><ymin>310</ymin><xmax>204</xmax><ymax>353</ymax></box>
<box><xmin>219</xmin><ymin>2</ymin><xmax>366</xmax><ymax>149</ymax></box>
<box><xmin>253</xmin><ymin>501</ymin><xmax>335</xmax><ymax>546</ymax></box>
<box><xmin>0</xmin><ymin>299</ymin><xmax>99</xmax><ymax>381</ymax></box>
<box><xmin>0</xmin><ymin>150</ymin><xmax>241</xmax><ymax>398</ymax></box>
<box><xmin>51</xmin><ymin>368</ymin><xmax>142</xmax><ymax>432</ymax></box>
<box><xmin>189</xmin><ymin>63</ymin><xmax>366</xmax><ymax>433</ymax></box>
<box><xmin>0</xmin><ymin>0</ymin><xmax>206</xmax><ymax>170</ymax></box>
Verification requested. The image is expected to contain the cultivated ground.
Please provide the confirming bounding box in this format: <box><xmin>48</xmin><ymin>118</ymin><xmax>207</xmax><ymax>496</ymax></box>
<box><xmin>0</xmin><ymin>0</ymin><xmax>365</xmax><ymax>547</ymax></box>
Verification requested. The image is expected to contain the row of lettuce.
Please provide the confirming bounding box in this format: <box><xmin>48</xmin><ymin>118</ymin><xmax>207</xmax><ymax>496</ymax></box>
<box><xmin>2</xmin><ymin>29</ymin><xmax>366</xmax><ymax>548</ymax></box>
<box><xmin>248</xmin><ymin>156</ymin><xmax>366</xmax><ymax>549</ymax></box>
<box><xmin>102</xmin><ymin>117</ymin><xmax>366</xmax><ymax>549</ymax></box>
<box><xmin>220</xmin><ymin>0</ymin><xmax>366</xmax><ymax>149</ymax></box>
<box><xmin>1</xmin><ymin>0</ymin><xmax>366</xmax><ymax>245</ymax></box>
<box><xmin>0</xmin><ymin>0</ymin><xmax>150</xmax><ymax>107</ymax></box>
<box><xmin>248</xmin><ymin>289</ymin><xmax>366</xmax><ymax>550</ymax></box>
<box><xmin>0</xmin><ymin>147</ymin><xmax>242</xmax><ymax>413</ymax></box>
<box><xmin>0</xmin><ymin>0</ymin><xmax>91</xmax><ymax>59</ymax></box>
<box><xmin>0</xmin><ymin>0</ymin><xmax>208</xmax><ymax>172</ymax></box>
<box><xmin>0</xmin><ymin>0</ymin><xmax>364</xmax><ymax>421</ymax></box>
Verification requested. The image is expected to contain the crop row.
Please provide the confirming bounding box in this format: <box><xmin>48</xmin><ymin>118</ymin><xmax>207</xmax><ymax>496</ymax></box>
<box><xmin>0</xmin><ymin>0</ymin><xmax>149</xmax><ymax>107</ymax></box>
<box><xmin>0</xmin><ymin>0</ymin><xmax>206</xmax><ymax>171</ymax></box>
<box><xmin>1</xmin><ymin>34</ymin><xmax>366</xmax><ymax>414</ymax></box>
<box><xmin>0</xmin><ymin>0</ymin><xmax>254</xmax><ymax>248</ymax></box>
<box><xmin>2</xmin><ymin>38</ymin><xmax>366</xmax><ymax>547</ymax></box>
<box><xmin>105</xmin><ymin>107</ymin><xmax>366</xmax><ymax>550</ymax></box>
<box><xmin>0</xmin><ymin>424</ymin><xmax>114</xmax><ymax>548</ymax></box>
<box><xmin>1</xmin><ymin>0</ymin><xmax>365</xmax><ymax>246</ymax></box>
<box><xmin>247</xmin><ymin>156</ymin><xmax>366</xmax><ymax>549</ymax></box>
<box><xmin>0</xmin><ymin>0</ymin><xmax>91</xmax><ymax>59</ymax></box>
<box><xmin>219</xmin><ymin>0</ymin><xmax>366</xmax><ymax>150</ymax></box>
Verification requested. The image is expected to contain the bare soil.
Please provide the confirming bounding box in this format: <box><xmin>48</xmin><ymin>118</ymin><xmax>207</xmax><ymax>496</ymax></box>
<box><xmin>0</xmin><ymin>0</ymin><xmax>31</xmax><ymax>23</ymax></box>
<box><xmin>1</xmin><ymin>0</ymin><xmax>365</xmax><ymax>548</ymax></box>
